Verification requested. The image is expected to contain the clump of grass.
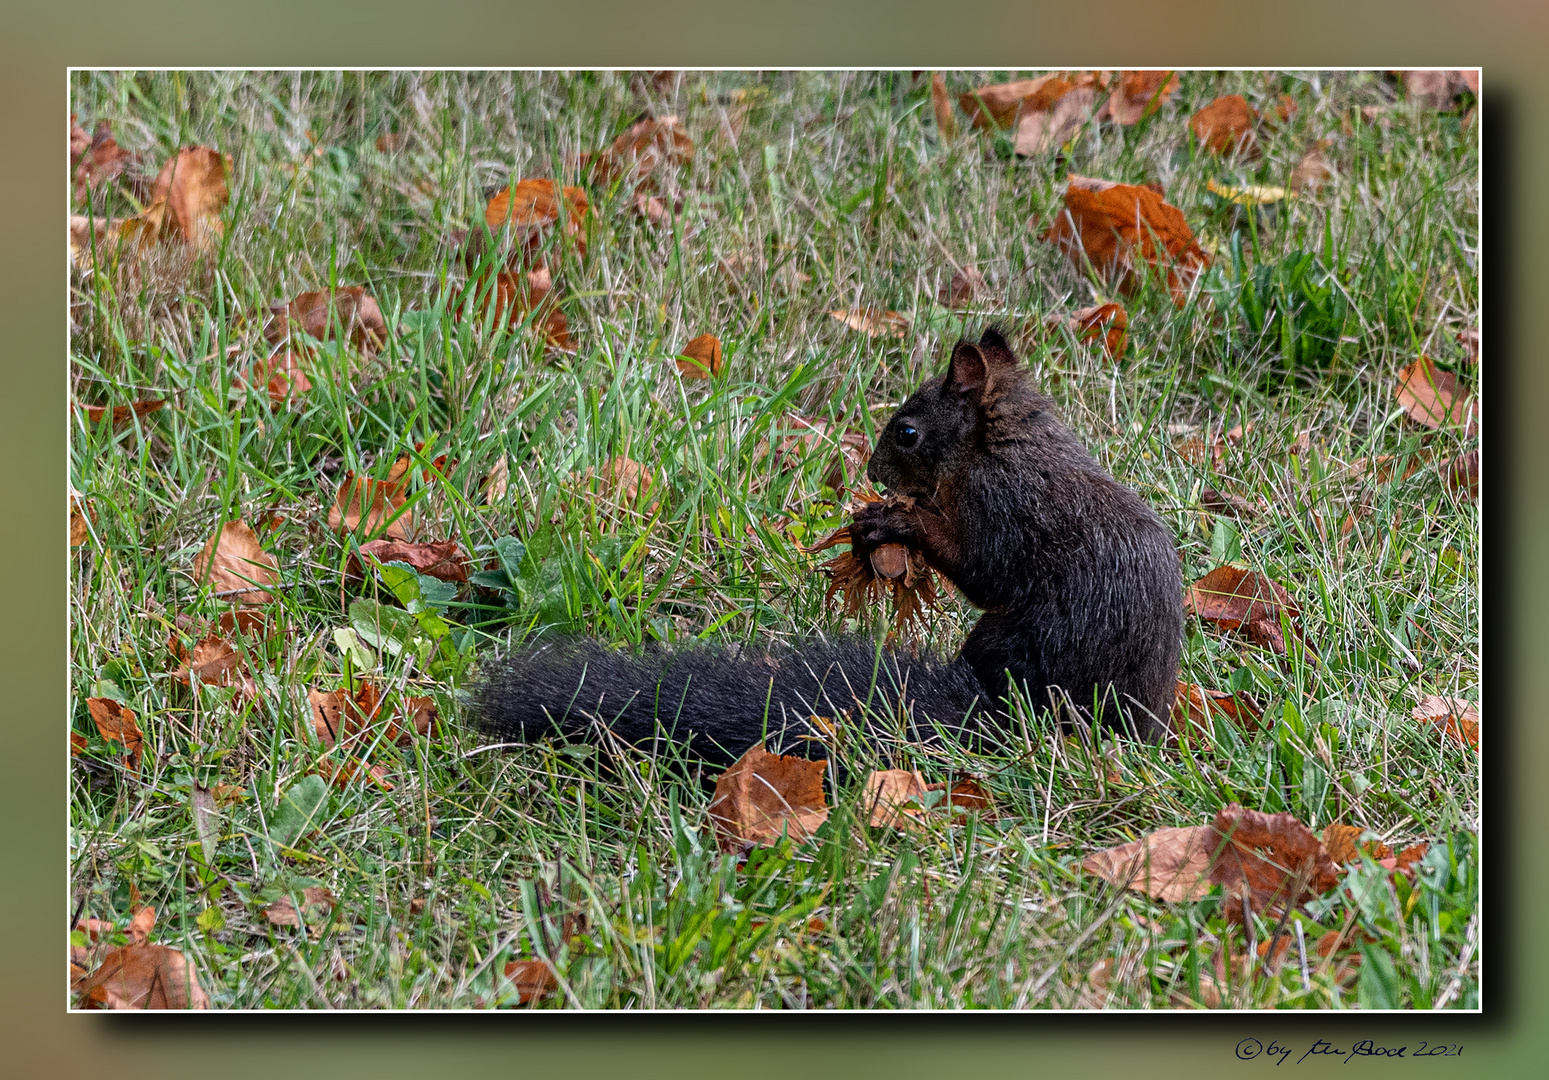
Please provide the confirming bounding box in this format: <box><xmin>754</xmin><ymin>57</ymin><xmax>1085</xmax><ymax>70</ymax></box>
<box><xmin>70</xmin><ymin>70</ymin><xmax>1477</xmax><ymax>1009</ymax></box>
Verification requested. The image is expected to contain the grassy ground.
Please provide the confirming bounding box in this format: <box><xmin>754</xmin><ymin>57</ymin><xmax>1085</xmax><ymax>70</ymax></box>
<box><xmin>69</xmin><ymin>70</ymin><xmax>1478</xmax><ymax>1009</ymax></box>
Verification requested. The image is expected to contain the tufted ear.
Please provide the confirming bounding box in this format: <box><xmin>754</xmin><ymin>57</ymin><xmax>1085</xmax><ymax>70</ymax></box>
<box><xmin>946</xmin><ymin>340</ymin><xmax>989</xmax><ymax>394</ymax></box>
<box><xmin>977</xmin><ymin>326</ymin><xmax>1019</xmax><ymax>368</ymax></box>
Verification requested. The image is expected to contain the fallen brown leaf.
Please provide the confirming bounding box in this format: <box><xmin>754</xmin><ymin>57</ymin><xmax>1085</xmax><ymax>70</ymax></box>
<box><xmin>1013</xmin><ymin>86</ymin><xmax>1096</xmax><ymax>156</ymax></box>
<box><xmin>149</xmin><ymin>145</ymin><xmax>230</xmax><ymax>254</ymax></box>
<box><xmin>455</xmin><ymin>268</ymin><xmax>570</xmax><ymax>349</ymax></box>
<box><xmin>594</xmin><ymin>115</ymin><xmax>694</xmax><ymax>188</ymax></box>
<box><xmin>1171</xmin><ymin>681</ymin><xmax>1264</xmax><ymax>746</ymax></box>
<box><xmin>86</xmin><ymin>697</ymin><xmax>143</xmax><ymax>770</ymax></box>
<box><xmin>265</xmin><ymin>287</ymin><xmax>387</xmax><ymax>356</ymax></box>
<box><xmin>264</xmin><ymin>887</ymin><xmax>338</xmax><ymax>927</ymax></box>
<box><xmin>1412</xmin><ymin>695</ymin><xmax>1479</xmax><ymax>751</ymax></box>
<box><xmin>1402</xmin><ymin>70</ymin><xmax>1475</xmax><ymax>109</ymax></box>
<box><xmin>584</xmin><ymin>456</ymin><xmax>654</xmax><ymax>509</ymax></box>
<box><xmin>1083</xmin><ymin>825</ymin><xmax>1218</xmax><ymax>902</ymax></box>
<box><xmin>1290</xmin><ymin>140</ymin><xmax>1336</xmax><ymax>193</ymax></box>
<box><xmin>70</xmin><ymin>495</ymin><xmax>94</xmax><ymax>547</ymax></box>
<box><xmin>930</xmin><ymin>73</ymin><xmax>957</xmax><ymax>141</ymax></box>
<box><xmin>77</xmin><ymin>943</ymin><xmax>209</xmax><ymax>1009</ymax></box>
<box><xmin>708</xmin><ymin>745</ymin><xmax>829</xmax><ymax>853</ymax></box>
<box><xmin>1208</xmin><ymin>804</ymin><xmax>1340</xmax><ymax>924</ymax></box>
<box><xmin>958</xmin><ymin>74</ymin><xmax>1074</xmax><ymax>130</ymax></box>
<box><xmin>1044</xmin><ymin>175</ymin><xmax>1210</xmax><ymax>305</ymax></box>
<box><xmin>78</xmin><ymin>399</ymin><xmax>165</xmax><ymax>426</ymax></box>
<box><xmin>1060</xmin><ymin>302</ymin><xmax>1128</xmax><ymax>360</ymax></box>
<box><xmin>71</xmin><ymin>731</ymin><xmax>89</xmax><ymax>755</ymax></box>
<box><xmin>1322</xmin><ymin>823</ymin><xmax>1391</xmax><ymax>865</ymax></box>
<box><xmin>829</xmin><ymin>308</ymin><xmax>908</xmax><ymax>338</ymax></box>
<box><xmin>245</xmin><ymin>349</ymin><xmax>313</xmax><ymax>408</ymax></box>
<box><xmin>169</xmin><ymin>633</ymin><xmax>255</xmax><ymax>700</ymax></box>
<box><xmin>1458</xmin><ymin>327</ymin><xmax>1479</xmax><ymax>365</ymax></box>
<box><xmin>1184</xmin><ymin>565</ymin><xmax>1304</xmax><ymax>656</ymax></box>
<box><xmin>329</xmin><ymin>470</ymin><xmax>412</xmax><ymax>540</ymax></box>
<box><xmin>861</xmin><ymin>769</ymin><xmax>929</xmax><ymax>829</ymax></box>
<box><xmin>1103</xmin><ymin>70</ymin><xmax>1179</xmax><ymax>125</ymax></box>
<box><xmin>316</xmin><ymin>756</ymin><xmax>394</xmax><ymax>791</ymax></box>
<box><xmin>193</xmin><ymin>519</ymin><xmax>278</xmax><ymax>604</ymax></box>
<box><xmin>676</xmin><ymin>333</ymin><xmax>723</xmax><ymax>378</ymax></box>
<box><xmin>1188</xmin><ymin>95</ymin><xmax>1259</xmax><ymax>158</ymax></box>
<box><xmin>349</xmin><ymin>538</ymin><xmax>469</xmax><ymax>583</ymax></box>
<box><xmin>73</xmin><ymin>118</ymin><xmax>135</xmax><ymax>204</ymax></box>
<box><xmin>503</xmin><ymin>958</ymin><xmax>558</xmax><ymax>1004</ymax></box>
<box><xmin>1396</xmin><ymin>356</ymin><xmax>1475</xmax><ymax>432</ymax></box>
<box><xmin>483</xmin><ymin>178</ymin><xmax>589</xmax><ymax>264</ymax></box>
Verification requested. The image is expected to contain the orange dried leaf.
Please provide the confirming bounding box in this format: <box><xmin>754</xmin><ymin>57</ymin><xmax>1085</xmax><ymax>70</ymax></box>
<box><xmin>1189</xmin><ymin>95</ymin><xmax>1259</xmax><ymax>157</ymax></box>
<box><xmin>1184</xmin><ymin>565</ymin><xmax>1303</xmax><ymax>656</ymax></box>
<box><xmin>1061</xmin><ymin>302</ymin><xmax>1129</xmax><ymax>360</ymax></box>
<box><xmin>70</xmin><ymin>495</ymin><xmax>94</xmax><ymax>546</ymax></box>
<box><xmin>79</xmin><ymin>399</ymin><xmax>166</xmax><ymax>426</ymax></box>
<box><xmin>329</xmin><ymin>471</ymin><xmax>412</xmax><ymax>541</ymax></box>
<box><xmin>861</xmin><ymin>768</ymin><xmax>929</xmax><ymax>829</ymax></box>
<box><xmin>265</xmin><ymin>287</ymin><xmax>387</xmax><ymax>356</ymax></box>
<box><xmin>594</xmin><ymin>116</ymin><xmax>694</xmax><ymax>187</ymax></box>
<box><xmin>1171</xmin><ymin>681</ymin><xmax>1264</xmax><ymax>746</ymax></box>
<box><xmin>829</xmin><ymin>308</ymin><xmax>908</xmax><ymax>338</ymax></box>
<box><xmin>1291</xmin><ymin>140</ymin><xmax>1336</xmax><ymax>193</ymax></box>
<box><xmin>708</xmin><ymin>745</ymin><xmax>829</xmax><ymax>853</ymax></box>
<box><xmin>149</xmin><ymin>145</ymin><xmax>230</xmax><ymax>253</ymax></box>
<box><xmin>1083</xmin><ymin>825</ymin><xmax>1217</xmax><ymax>902</ymax></box>
<box><xmin>1044</xmin><ymin>175</ymin><xmax>1209</xmax><ymax>305</ymax></box>
<box><xmin>1396</xmin><ymin>356</ymin><xmax>1475</xmax><ymax>431</ymax></box>
<box><xmin>76</xmin><ymin>943</ymin><xmax>209</xmax><ymax>1009</ymax></box>
<box><xmin>1321</xmin><ymin>823</ymin><xmax>1391</xmax><ymax>865</ymax></box>
<box><xmin>193</xmin><ymin>519</ymin><xmax>278</xmax><ymax>605</ymax></box>
<box><xmin>503</xmin><ymin>958</ymin><xmax>558</xmax><ymax>1004</ymax></box>
<box><xmin>86</xmin><ymin>697</ymin><xmax>143</xmax><ymax>770</ymax></box>
<box><xmin>676</xmin><ymin>333</ymin><xmax>723</xmax><ymax>378</ymax></box>
<box><xmin>1412</xmin><ymin>695</ymin><xmax>1479</xmax><ymax>751</ymax></box>
<box><xmin>958</xmin><ymin>75</ymin><xmax>1071</xmax><ymax>130</ymax></box>
<box><xmin>1013</xmin><ymin>87</ymin><xmax>1096</xmax><ymax>156</ymax></box>
<box><xmin>484</xmin><ymin>178</ymin><xmax>589</xmax><ymax>261</ymax></box>
<box><xmin>263</xmin><ymin>887</ymin><xmax>337</xmax><ymax>927</ymax></box>
<box><xmin>1208</xmin><ymin>804</ymin><xmax>1341</xmax><ymax>924</ymax></box>
<box><xmin>584</xmin><ymin>456</ymin><xmax>654</xmax><ymax>509</ymax></box>
<box><xmin>73</xmin><ymin>118</ymin><xmax>135</xmax><ymax>203</ymax></box>
<box><xmin>1103</xmin><ymin>70</ymin><xmax>1179</xmax><ymax>125</ymax></box>
<box><xmin>351</xmin><ymin>538</ymin><xmax>468</xmax><ymax>583</ymax></box>
<box><xmin>930</xmin><ymin>73</ymin><xmax>957</xmax><ymax>141</ymax></box>
<box><xmin>1443</xmin><ymin>449</ymin><xmax>1479</xmax><ymax>499</ymax></box>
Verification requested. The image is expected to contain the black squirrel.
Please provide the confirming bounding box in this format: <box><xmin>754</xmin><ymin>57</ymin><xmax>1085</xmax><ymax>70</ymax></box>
<box><xmin>474</xmin><ymin>328</ymin><xmax>1182</xmax><ymax>765</ymax></box>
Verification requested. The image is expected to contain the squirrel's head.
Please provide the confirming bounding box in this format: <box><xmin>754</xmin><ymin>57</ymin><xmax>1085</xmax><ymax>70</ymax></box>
<box><xmin>866</xmin><ymin>327</ymin><xmax>1024</xmax><ymax>497</ymax></box>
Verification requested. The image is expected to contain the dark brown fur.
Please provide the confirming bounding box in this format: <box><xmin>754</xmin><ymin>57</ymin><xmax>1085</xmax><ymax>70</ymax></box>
<box><xmin>475</xmin><ymin>329</ymin><xmax>1182</xmax><ymax>764</ymax></box>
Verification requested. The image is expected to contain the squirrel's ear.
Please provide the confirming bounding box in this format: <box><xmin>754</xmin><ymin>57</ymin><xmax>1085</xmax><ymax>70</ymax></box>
<box><xmin>946</xmin><ymin>341</ymin><xmax>989</xmax><ymax>395</ymax></box>
<box><xmin>978</xmin><ymin>326</ymin><xmax>1019</xmax><ymax>368</ymax></box>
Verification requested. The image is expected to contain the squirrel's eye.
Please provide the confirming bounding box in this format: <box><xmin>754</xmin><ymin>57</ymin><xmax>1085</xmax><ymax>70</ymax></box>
<box><xmin>895</xmin><ymin>424</ymin><xmax>919</xmax><ymax>449</ymax></box>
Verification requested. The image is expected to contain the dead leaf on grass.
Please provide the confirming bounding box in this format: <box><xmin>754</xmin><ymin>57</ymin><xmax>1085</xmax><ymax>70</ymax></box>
<box><xmin>1208</xmin><ymin>804</ymin><xmax>1340</xmax><ymax>924</ymax></box>
<box><xmin>708</xmin><ymin>745</ymin><xmax>830</xmax><ymax>853</ymax></box>
<box><xmin>1206</xmin><ymin>179</ymin><xmax>1288</xmax><ymax>206</ymax></box>
<box><xmin>770</xmin><ymin>414</ymin><xmax>870</xmax><ymax>492</ymax></box>
<box><xmin>77</xmin><ymin>943</ymin><xmax>209</xmax><ymax>1009</ymax></box>
<box><xmin>86</xmin><ymin>697</ymin><xmax>143</xmax><ymax>770</ymax></box>
<box><xmin>583</xmin><ymin>456</ymin><xmax>655</xmax><ymax>510</ymax></box>
<box><xmin>503</xmin><ymin>958</ymin><xmax>558</xmax><ymax>1004</ymax></box>
<box><xmin>482</xmin><ymin>178</ymin><xmax>589</xmax><ymax>264</ymax></box>
<box><xmin>1083</xmin><ymin>825</ymin><xmax>1218</xmax><ymax>902</ymax></box>
<box><xmin>1443</xmin><ymin>449</ymin><xmax>1478</xmax><ymax>499</ymax></box>
<box><xmin>829</xmin><ymin>308</ymin><xmax>908</xmax><ymax>338</ymax></box>
<box><xmin>1189</xmin><ymin>95</ymin><xmax>1259</xmax><ymax>157</ymax></box>
<box><xmin>456</xmin><ymin>268</ymin><xmax>570</xmax><ymax>349</ymax></box>
<box><xmin>1013</xmin><ymin>87</ymin><xmax>1097</xmax><ymax>156</ymax></box>
<box><xmin>1103</xmin><ymin>70</ymin><xmax>1179</xmax><ymax>125</ymax></box>
<box><xmin>265</xmin><ymin>287</ymin><xmax>388</xmax><ymax>356</ymax></box>
<box><xmin>348</xmin><ymin>538</ymin><xmax>469</xmax><ymax>583</ymax></box>
<box><xmin>193</xmin><ymin>519</ymin><xmax>278</xmax><ymax>604</ymax></box>
<box><xmin>676</xmin><ymin>333</ymin><xmax>723</xmax><ymax>378</ymax></box>
<box><xmin>73</xmin><ymin>118</ymin><xmax>136</xmax><ymax>204</ymax></box>
<box><xmin>70</xmin><ymin>495</ymin><xmax>95</xmax><ymax>546</ymax></box>
<box><xmin>1290</xmin><ymin>140</ymin><xmax>1337</xmax><ymax>193</ymax></box>
<box><xmin>1171</xmin><ymin>681</ymin><xmax>1264</xmax><ymax>747</ymax></box>
<box><xmin>861</xmin><ymin>769</ymin><xmax>928</xmax><ymax>829</ymax></box>
<box><xmin>1044</xmin><ymin>175</ymin><xmax>1210</xmax><ymax>305</ymax></box>
<box><xmin>78</xmin><ymin>399</ymin><xmax>166</xmax><ymax>426</ymax></box>
<box><xmin>1412</xmin><ymin>695</ymin><xmax>1479</xmax><ymax>751</ymax></box>
<box><xmin>264</xmin><ymin>887</ymin><xmax>338</xmax><ymax>927</ymax></box>
<box><xmin>149</xmin><ymin>146</ymin><xmax>231</xmax><ymax>254</ymax></box>
<box><xmin>1396</xmin><ymin>356</ymin><xmax>1476</xmax><ymax>432</ymax></box>
<box><xmin>930</xmin><ymin>73</ymin><xmax>957</xmax><ymax>141</ymax></box>
<box><xmin>329</xmin><ymin>470</ymin><xmax>412</xmax><ymax>541</ymax></box>
<box><xmin>1184</xmin><ymin>565</ymin><xmax>1305</xmax><ymax>656</ymax></box>
<box><xmin>593</xmin><ymin>116</ymin><xmax>694</xmax><ymax>188</ymax></box>
<box><xmin>1402</xmin><ymin>70</ymin><xmax>1476</xmax><ymax>110</ymax></box>
<box><xmin>1054</xmin><ymin>302</ymin><xmax>1128</xmax><ymax>360</ymax></box>
<box><xmin>245</xmin><ymin>349</ymin><xmax>313</xmax><ymax>408</ymax></box>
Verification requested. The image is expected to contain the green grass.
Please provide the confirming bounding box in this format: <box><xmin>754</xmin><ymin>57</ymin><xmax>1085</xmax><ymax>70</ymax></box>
<box><xmin>69</xmin><ymin>70</ymin><xmax>1478</xmax><ymax>1009</ymax></box>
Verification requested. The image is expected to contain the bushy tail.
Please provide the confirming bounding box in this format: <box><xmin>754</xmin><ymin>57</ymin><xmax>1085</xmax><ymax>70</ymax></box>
<box><xmin>472</xmin><ymin>637</ymin><xmax>990</xmax><ymax>768</ymax></box>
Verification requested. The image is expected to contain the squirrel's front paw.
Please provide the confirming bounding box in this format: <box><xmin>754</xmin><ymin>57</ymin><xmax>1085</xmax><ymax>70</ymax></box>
<box><xmin>850</xmin><ymin>501</ymin><xmax>920</xmax><ymax>554</ymax></box>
